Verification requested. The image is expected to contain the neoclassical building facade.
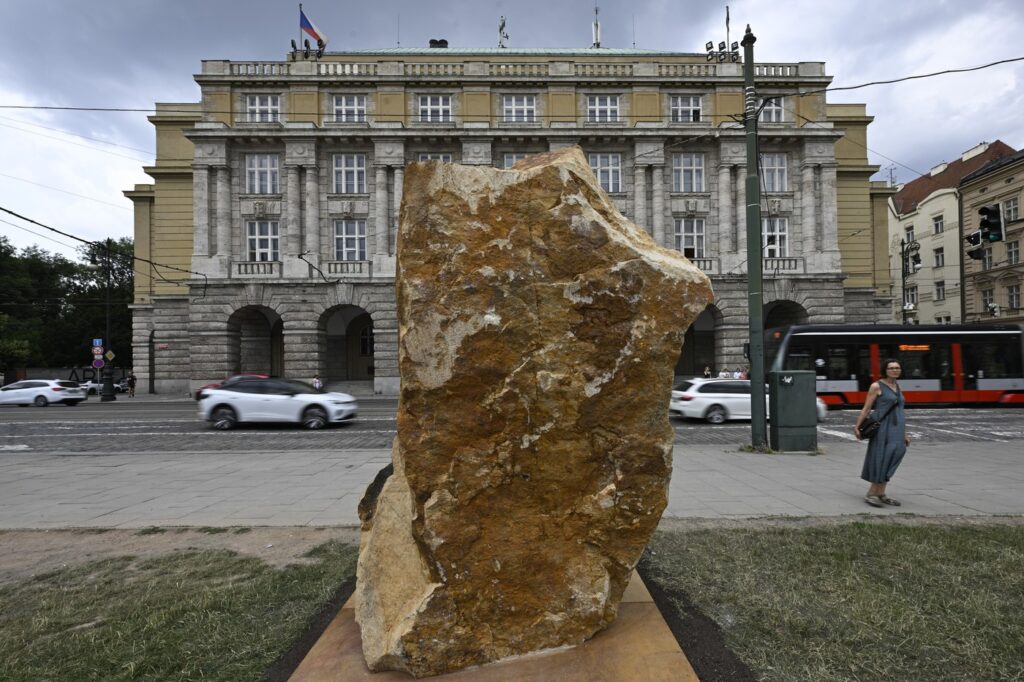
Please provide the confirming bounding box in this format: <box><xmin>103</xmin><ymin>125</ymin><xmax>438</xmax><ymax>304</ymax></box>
<box><xmin>126</xmin><ymin>47</ymin><xmax>889</xmax><ymax>395</ymax></box>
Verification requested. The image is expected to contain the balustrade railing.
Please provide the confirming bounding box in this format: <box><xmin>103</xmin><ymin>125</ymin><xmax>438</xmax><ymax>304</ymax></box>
<box><xmin>235</xmin><ymin>261</ymin><xmax>281</xmax><ymax>277</ymax></box>
<box><xmin>326</xmin><ymin>260</ymin><xmax>372</xmax><ymax>277</ymax></box>
<box><xmin>230</xmin><ymin>62</ymin><xmax>290</xmax><ymax>77</ymax></box>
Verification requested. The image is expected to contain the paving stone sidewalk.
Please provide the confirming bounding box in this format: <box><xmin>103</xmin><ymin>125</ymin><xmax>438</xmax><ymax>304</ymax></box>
<box><xmin>0</xmin><ymin>441</ymin><xmax>1020</xmax><ymax>529</ymax></box>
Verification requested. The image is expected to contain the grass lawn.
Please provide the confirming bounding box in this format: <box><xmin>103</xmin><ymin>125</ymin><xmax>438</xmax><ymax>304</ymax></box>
<box><xmin>0</xmin><ymin>539</ymin><xmax>357</xmax><ymax>681</ymax></box>
<box><xmin>643</xmin><ymin>520</ymin><xmax>1024</xmax><ymax>682</ymax></box>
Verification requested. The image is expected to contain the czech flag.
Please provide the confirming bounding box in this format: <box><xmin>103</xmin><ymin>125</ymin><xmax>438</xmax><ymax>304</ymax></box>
<box><xmin>300</xmin><ymin>7</ymin><xmax>328</xmax><ymax>45</ymax></box>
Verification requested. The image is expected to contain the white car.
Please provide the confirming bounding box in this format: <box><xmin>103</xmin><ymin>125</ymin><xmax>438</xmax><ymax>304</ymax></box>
<box><xmin>669</xmin><ymin>378</ymin><xmax>827</xmax><ymax>424</ymax></box>
<box><xmin>198</xmin><ymin>377</ymin><xmax>357</xmax><ymax>430</ymax></box>
<box><xmin>80</xmin><ymin>380</ymin><xmax>126</xmax><ymax>395</ymax></box>
<box><xmin>0</xmin><ymin>380</ymin><xmax>87</xmax><ymax>407</ymax></box>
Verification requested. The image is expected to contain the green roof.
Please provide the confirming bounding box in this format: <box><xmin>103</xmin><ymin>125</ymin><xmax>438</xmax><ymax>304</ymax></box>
<box><xmin>322</xmin><ymin>47</ymin><xmax>697</xmax><ymax>57</ymax></box>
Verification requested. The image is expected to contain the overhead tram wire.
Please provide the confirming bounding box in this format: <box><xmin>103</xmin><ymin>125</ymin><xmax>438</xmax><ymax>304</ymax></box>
<box><xmin>0</xmin><ymin>121</ymin><xmax>152</xmax><ymax>162</ymax></box>
<box><xmin>0</xmin><ymin>172</ymin><xmax>134</xmax><ymax>211</ymax></box>
<box><xmin>0</xmin><ymin>114</ymin><xmax>155</xmax><ymax>155</ymax></box>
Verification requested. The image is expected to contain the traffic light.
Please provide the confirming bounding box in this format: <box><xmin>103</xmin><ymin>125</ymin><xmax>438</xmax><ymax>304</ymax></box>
<box><xmin>978</xmin><ymin>204</ymin><xmax>1004</xmax><ymax>242</ymax></box>
<box><xmin>966</xmin><ymin>230</ymin><xmax>985</xmax><ymax>260</ymax></box>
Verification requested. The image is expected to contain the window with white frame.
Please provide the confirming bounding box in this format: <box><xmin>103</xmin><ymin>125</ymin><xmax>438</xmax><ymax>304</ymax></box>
<box><xmin>418</xmin><ymin>153</ymin><xmax>453</xmax><ymax>162</ymax></box>
<box><xmin>1004</xmin><ymin>197</ymin><xmax>1019</xmax><ymax>222</ymax></box>
<box><xmin>672</xmin><ymin>153</ymin><xmax>705</xmax><ymax>192</ymax></box>
<box><xmin>904</xmin><ymin>286</ymin><xmax>918</xmax><ymax>306</ymax></box>
<box><xmin>332</xmin><ymin>154</ymin><xmax>366</xmax><ymax>193</ymax></box>
<box><xmin>762</xmin><ymin>217</ymin><xmax>789</xmax><ymax>257</ymax></box>
<box><xmin>760</xmin><ymin>153</ymin><xmax>787</xmax><ymax>192</ymax></box>
<box><xmin>904</xmin><ymin>225</ymin><xmax>915</xmax><ymax>242</ymax></box>
<box><xmin>588</xmin><ymin>153</ymin><xmax>622</xmax><ymax>192</ymax></box>
<box><xmin>934</xmin><ymin>247</ymin><xmax>945</xmax><ymax>268</ymax></box>
<box><xmin>1009</xmin><ymin>284</ymin><xmax>1021</xmax><ymax>310</ymax></box>
<box><xmin>933</xmin><ymin>214</ymin><xmax>944</xmax><ymax>234</ymax></box>
<box><xmin>333</xmin><ymin>95</ymin><xmax>366</xmax><ymax>122</ymax></box>
<box><xmin>758</xmin><ymin>96</ymin><xmax>784</xmax><ymax>123</ymax></box>
<box><xmin>1008</xmin><ymin>240</ymin><xmax>1020</xmax><ymax>265</ymax></box>
<box><xmin>418</xmin><ymin>95</ymin><xmax>452</xmax><ymax>123</ymax></box>
<box><xmin>935</xmin><ymin>280</ymin><xmax>946</xmax><ymax>301</ymax></box>
<box><xmin>246</xmin><ymin>95</ymin><xmax>281</xmax><ymax>123</ymax></box>
<box><xmin>935</xmin><ymin>315</ymin><xmax>952</xmax><ymax>324</ymax></box>
<box><xmin>503</xmin><ymin>153</ymin><xmax>527</xmax><ymax>169</ymax></box>
<box><xmin>246</xmin><ymin>221</ymin><xmax>280</xmax><ymax>261</ymax></box>
<box><xmin>587</xmin><ymin>95</ymin><xmax>620</xmax><ymax>123</ymax></box>
<box><xmin>670</xmin><ymin>95</ymin><xmax>702</xmax><ymax>123</ymax></box>
<box><xmin>502</xmin><ymin>95</ymin><xmax>536</xmax><ymax>123</ymax></box>
<box><xmin>673</xmin><ymin>218</ymin><xmax>705</xmax><ymax>258</ymax></box>
<box><xmin>982</xmin><ymin>247</ymin><xmax>993</xmax><ymax>270</ymax></box>
<box><xmin>981</xmin><ymin>287</ymin><xmax>994</xmax><ymax>309</ymax></box>
<box><xmin>334</xmin><ymin>219</ymin><xmax>366</xmax><ymax>261</ymax></box>
<box><xmin>245</xmin><ymin>154</ymin><xmax>280</xmax><ymax>194</ymax></box>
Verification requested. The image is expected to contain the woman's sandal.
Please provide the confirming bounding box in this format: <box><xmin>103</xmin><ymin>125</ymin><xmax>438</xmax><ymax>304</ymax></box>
<box><xmin>865</xmin><ymin>495</ymin><xmax>884</xmax><ymax>508</ymax></box>
<box><xmin>879</xmin><ymin>495</ymin><xmax>902</xmax><ymax>507</ymax></box>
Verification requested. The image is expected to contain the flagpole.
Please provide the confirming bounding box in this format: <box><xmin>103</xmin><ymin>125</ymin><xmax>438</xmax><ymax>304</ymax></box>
<box><xmin>299</xmin><ymin>3</ymin><xmax>303</xmax><ymax>52</ymax></box>
<box><xmin>726</xmin><ymin>6</ymin><xmax>730</xmax><ymax>51</ymax></box>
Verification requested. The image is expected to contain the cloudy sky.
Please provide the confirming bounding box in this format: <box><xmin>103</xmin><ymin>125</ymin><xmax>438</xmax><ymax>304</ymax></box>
<box><xmin>1</xmin><ymin>0</ymin><xmax>1022</xmax><ymax>259</ymax></box>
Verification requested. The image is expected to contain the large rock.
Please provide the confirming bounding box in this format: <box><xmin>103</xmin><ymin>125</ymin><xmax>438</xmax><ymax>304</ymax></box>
<box><xmin>355</xmin><ymin>147</ymin><xmax>713</xmax><ymax>677</ymax></box>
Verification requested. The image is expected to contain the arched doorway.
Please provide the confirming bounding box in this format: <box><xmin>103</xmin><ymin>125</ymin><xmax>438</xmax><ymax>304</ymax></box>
<box><xmin>319</xmin><ymin>305</ymin><xmax>374</xmax><ymax>382</ymax></box>
<box><xmin>675</xmin><ymin>305</ymin><xmax>719</xmax><ymax>379</ymax></box>
<box><xmin>227</xmin><ymin>305</ymin><xmax>284</xmax><ymax>376</ymax></box>
<box><xmin>764</xmin><ymin>300</ymin><xmax>808</xmax><ymax>330</ymax></box>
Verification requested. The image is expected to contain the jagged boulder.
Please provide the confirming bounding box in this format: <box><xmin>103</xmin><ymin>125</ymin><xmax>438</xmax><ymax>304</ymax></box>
<box><xmin>355</xmin><ymin>147</ymin><xmax>713</xmax><ymax>677</ymax></box>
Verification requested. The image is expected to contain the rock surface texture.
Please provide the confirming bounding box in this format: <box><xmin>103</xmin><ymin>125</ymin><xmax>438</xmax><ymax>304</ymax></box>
<box><xmin>355</xmin><ymin>147</ymin><xmax>713</xmax><ymax>677</ymax></box>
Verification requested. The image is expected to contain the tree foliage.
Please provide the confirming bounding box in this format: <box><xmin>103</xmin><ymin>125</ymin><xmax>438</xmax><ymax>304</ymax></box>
<box><xmin>0</xmin><ymin>236</ymin><xmax>134</xmax><ymax>372</ymax></box>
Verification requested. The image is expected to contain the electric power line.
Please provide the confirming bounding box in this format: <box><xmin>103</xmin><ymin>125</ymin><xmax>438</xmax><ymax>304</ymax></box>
<box><xmin>0</xmin><ymin>172</ymin><xmax>133</xmax><ymax>211</ymax></box>
<box><xmin>0</xmin><ymin>114</ymin><xmax>154</xmax><ymax>155</ymax></box>
<box><xmin>0</xmin><ymin>121</ymin><xmax>151</xmax><ymax>162</ymax></box>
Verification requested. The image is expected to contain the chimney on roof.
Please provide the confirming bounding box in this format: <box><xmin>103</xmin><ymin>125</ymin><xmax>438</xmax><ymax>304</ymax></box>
<box><xmin>961</xmin><ymin>142</ymin><xmax>989</xmax><ymax>162</ymax></box>
<box><xmin>429</xmin><ymin>38</ymin><xmax>448</xmax><ymax>48</ymax></box>
<box><xmin>929</xmin><ymin>162</ymin><xmax>948</xmax><ymax>177</ymax></box>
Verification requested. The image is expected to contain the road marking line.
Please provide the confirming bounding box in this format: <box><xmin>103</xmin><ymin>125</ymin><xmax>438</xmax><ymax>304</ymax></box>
<box><xmin>0</xmin><ymin>444</ymin><xmax>30</xmax><ymax>450</ymax></box>
<box><xmin>1</xmin><ymin>429</ymin><xmax>400</xmax><ymax>438</ymax></box>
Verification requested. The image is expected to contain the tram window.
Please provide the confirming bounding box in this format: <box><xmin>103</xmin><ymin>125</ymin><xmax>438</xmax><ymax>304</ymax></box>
<box><xmin>825</xmin><ymin>346</ymin><xmax>852</xmax><ymax>380</ymax></box>
<box><xmin>784</xmin><ymin>337</ymin><xmax>816</xmax><ymax>372</ymax></box>
<box><xmin>963</xmin><ymin>337</ymin><xmax>1023</xmax><ymax>379</ymax></box>
<box><xmin>878</xmin><ymin>343</ymin><xmax>953</xmax><ymax>388</ymax></box>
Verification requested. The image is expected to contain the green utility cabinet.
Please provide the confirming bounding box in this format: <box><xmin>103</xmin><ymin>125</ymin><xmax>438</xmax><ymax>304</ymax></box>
<box><xmin>768</xmin><ymin>370</ymin><xmax>818</xmax><ymax>452</ymax></box>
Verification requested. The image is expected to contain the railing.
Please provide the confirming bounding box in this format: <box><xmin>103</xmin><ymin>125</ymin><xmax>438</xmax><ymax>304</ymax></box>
<box><xmin>657</xmin><ymin>64</ymin><xmax>716</xmax><ymax>78</ymax></box>
<box><xmin>317</xmin><ymin>63</ymin><xmax>377</xmax><ymax>76</ymax></box>
<box><xmin>326</xmin><ymin>260</ymin><xmax>372</xmax><ymax>277</ymax></box>
<box><xmin>235</xmin><ymin>261</ymin><xmax>281</xmax><ymax>277</ymax></box>
<box><xmin>230</xmin><ymin>62</ymin><xmax>290</xmax><ymax>77</ymax></box>
<box><xmin>489</xmin><ymin>63</ymin><xmax>550</xmax><ymax>78</ymax></box>
<box><xmin>234</xmin><ymin>114</ymin><xmax>284</xmax><ymax>125</ymax></box>
<box><xmin>755</xmin><ymin>64</ymin><xmax>798</xmax><ymax>77</ymax></box>
<box><xmin>404</xmin><ymin>63</ymin><xmax>465</xmax><ymax>77</ymax></box>
<box><xmin>691</xmin><ymin>258</ymin><xmax>718</xmax><ymax>274</ymax></box>
<box><xmin>763</xmin><ymin>257</ymin><xmax>804</xmax><ymax>273</ymax></box>
<box><xmin>575</xmin><ymin>63</ymin><xmax>633</xmax><ymax>78</ymax></box>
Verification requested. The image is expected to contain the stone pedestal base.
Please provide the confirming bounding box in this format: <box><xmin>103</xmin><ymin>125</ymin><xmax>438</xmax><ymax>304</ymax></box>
<box><xmin>289</xmin><ymin>571</ymin><xmax>698</xmax><ymax>681</ymax></box>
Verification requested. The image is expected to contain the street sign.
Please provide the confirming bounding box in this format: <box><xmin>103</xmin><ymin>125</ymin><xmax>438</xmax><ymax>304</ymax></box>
<box><xmin>92</xmin><ymin>338</ymin><xmax>103</xmax><ymax>347</ymax></box>
<box><xmin>91</xmin><ymin>346</ymin><xmax>104</xmax><ymax>356</ymax></box>
<box><xmin>92</xmin><ymin>359</ymin><xmax>105</xmax><ymax>369</ymax></box>
<box><xmin>105</xmin><ymin>351</ymin><xmax>115</xmax><ymax>361</ymax></box>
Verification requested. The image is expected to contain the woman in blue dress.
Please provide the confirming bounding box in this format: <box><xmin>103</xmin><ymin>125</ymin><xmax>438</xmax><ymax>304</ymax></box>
<box><xmin>853</xmin><ymin>359</ymin><xmax>911</xmax><ymax>507</ymax></box>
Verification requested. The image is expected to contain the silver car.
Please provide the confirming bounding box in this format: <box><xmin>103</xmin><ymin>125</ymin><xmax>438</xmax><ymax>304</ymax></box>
<box><xmin>0</xmin><ymin>380</ymin><xmax>87</xmax><ymax>407</ymax></box>
<box><xmin>198</xmin><ymin>377</ymin><xmax>357</xmax><ymax>430</ymax></box>
<box><xmin>669</xmin><ymin>378</ymin><xmax>827</xmax><ymax>424</ymax></box>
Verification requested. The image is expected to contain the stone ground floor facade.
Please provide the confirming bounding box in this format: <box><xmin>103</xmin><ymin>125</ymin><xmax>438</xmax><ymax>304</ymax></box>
<box><xmin>132</xmin><ymin>274</ymin><xmax>878</xmax><ymax>395</ymax></box>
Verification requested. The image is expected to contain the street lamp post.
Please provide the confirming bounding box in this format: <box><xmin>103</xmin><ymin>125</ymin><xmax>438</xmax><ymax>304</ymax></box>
<box><xmin>99</xmin><ymin>240</ymin><xmax>116</xmax><ymax>402</ymax></box>
<box><xmin>900</xmin><ymin>238</ymin><xmax>921</xmax><ymax>324</ymax></box>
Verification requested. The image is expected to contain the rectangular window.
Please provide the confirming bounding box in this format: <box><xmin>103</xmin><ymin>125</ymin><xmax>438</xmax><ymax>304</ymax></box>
<box><xmin>982</xmin><ymin>248</ymin><xmax>993</xmax><ymax>270</ymax></box>
<box><xmin>418</xmin><ymin>95</ymin><xmax>452</xmax><ymax>123</ymax></box>
<box><xmin>245</xmin><ymin>154</ymin><xmax>279</xmax><ymax>194</ymax></box>
<box><xmin>334</xmin><ymin>219</ymin><xmax>367</xmax><ymax>261</ymax></box>
<box><xmin>502</xmin><ymin>95</ymin><xmax>536</xmax><ymax>123</ymax></box>
<box><xmin>935</xmin><ymin>315</ymin><xmax>951</xmax><ymax>324</ymax></box>
<box><xmin>981</xmin><ymin>288</ymin><xmax>994</xmax><ymax>309</ymax></box>
<box><xmin>758</xmin><ymin>96</ymin><xmax>784</xmax><ymax>123</ymax></box>
<box><xmin>246</xmin><ymin>221</ymin><xmax>280</xmax><ymax>261</ymax></box>
<box><xmin>587</xmin><ymin>95</ymin><xmax>620</xmax><ymax>123</ymax></box>
<box><xmin>934</xmin><ymin>247</ymin><xmax>945</xmax><ymax>268</ymax></box>
<box><xmin>670</xmin><ymin>95</ymin><xmax>702</xmax><ymax>123</ymax></box>
<box><xmin>1008</xmin><ymin>240</ymin><xmax>1020</xmax><ymax>265</ymax></box>
<box><xmin>935</xmin><ymin>280</ymin><xmax>946</xmax><ymax>301</ymax></box>
<box><xmin>588</xmin><ymin>153</ymin><xmax>622</xmax><ymax>193</ymax></box>
<box><xmin>418</xmin><ymin>153</ymin><xmax>453</xmax><ymax>162</ymax></box>
<box><xmin>1004</xmin><ymin>197</ymin><xmax>1019</xmax><ymax>222</ymax></box>
<box><xmin>762</xmin><ymin>217</ymin><xmax>789</xmax><ymax>257</ymax></box>
<box><xmin>673</xmin><ymin>218</ymin><xmax>705</xmax><ymax>258</ymax></box>
<box><xmin>761</xmin><ymin>153</ymin><xmax>787</xmax><ymax>192</ymax></box>
<box><xmin>904</xmin><ymin>286</ymin><xmax>918</xmax><ymax>306</ymax></box>
<box><xmin>332</xmin><ymin>154</ymin><xmax>366</xmax><ymax>194</ymax></box>
<box><xmin>246</xmin><ymin>95</ymin><xmax>280</xmax><ymax>123</ymax></box>
<box><xmin>1009</xmin><ymin>284</ymin><xmax>1021</xmax><ymax>310</ymax></box>
<box><xmin>332</xmin><ymin>95</ymin><xmax>366</xmax><ymax>122</ymax></box>
<box><xmin>933</xmin><ymin>214</ymin><xmax>944</xmax><ymax>234</ymax></box>
<box><xmin>503</xmin><ymin>153</ymin><xmax>527</xmax><ymax>169</ymax></box>
<box><xmin>904</xmin><ymin>225</ymin><xmax>915</xmax><ymax>242</ymax></box>
<box><xmin>672</xmin><ymin>153</ymin><xmax>705</xmax><ymax>192</ymax></box>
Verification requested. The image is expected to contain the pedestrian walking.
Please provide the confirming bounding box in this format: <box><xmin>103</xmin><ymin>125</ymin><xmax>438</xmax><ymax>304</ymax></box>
<box><xmin>312</xmin><ymin>375</ymin><xmax>323</xmax><ymax>391</ymax></box>
<box><xmin>703</xmin><ymin>366</ymin><xmax>712</xmax><ymax>379</ymax></box>
<box><xmin>126</xmin><ymin>372</ymin><xmax>137</xmax><ymax>398</ymax></box>
<box><xmin>732</xmin><ymin>368</ymin><xmax>742</xmax><ymax>379</ymax></box>
<box><xmin>853</xmin><ymin>359</ymin><xmax>910</xmax><ymax>508</ymax></box>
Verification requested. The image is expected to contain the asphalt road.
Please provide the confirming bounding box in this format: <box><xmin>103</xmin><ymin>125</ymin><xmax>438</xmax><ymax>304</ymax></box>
<box><xmin>2</xmin><ymin>399</ymin><xmax>1022</xmax><ymax>453</ymax></box>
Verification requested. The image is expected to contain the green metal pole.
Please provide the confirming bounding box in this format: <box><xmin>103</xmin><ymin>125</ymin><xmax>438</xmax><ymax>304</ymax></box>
<box><xmin>742</xmin><ymin>26</ymin><xmax>767</xmax><ymax>448</ymax></box>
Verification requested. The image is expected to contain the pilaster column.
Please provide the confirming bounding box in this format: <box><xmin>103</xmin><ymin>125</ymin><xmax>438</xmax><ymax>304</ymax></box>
<box><xmin>192</xmin><ymin>166</ymin><xmax>210</xmax><ymax>258</ymax></box>
<box><xmin>651</xmin><ymin>164</ymin><xmax>666</xmax><ymax>247</ymax></box>
<box><xmin>820</xmin><ymin>163</ymin><xmax>840</xmax><ymax>257</ymax></box>
<box><xmin>305</xmin><ymin>165</ymin><xmax>320</xmax><ymax>262</ymax></box>
<box><xmin>215</xmin><ymin>166</ymin><xmax>231</xmax><ymax>258</ymax></box>
<box><xmin>736</xmin><ymin>164</ymin><xmax>748</xmax><ymax>263</ymax></box>
<box><xmin>717</xmin><ymin>163</ymin><xmax>733</xmax><ymax>253</ymax></box>
<box><xmin>286</xmin><ymin>166</ymin><xmax>301</xmax><ymax>258</ymax></box>
<box><xmin>392</xmin><ymin>166</ymin><xmax>404</xmax><ymax>256</ymax></box>
<box><xmin>801</xmin><ymin>163</ymin><xmax>818</xmax><ymax>251</ymax></box>
<box><xmin>634</xmin><ymin>164</ymin><xmax>647</xmax><ymax>233</ymax></box>
<box><xmin>375</xmin><ymin>166</ymin><xmax>389</xmax><ymax>257</ymax></box>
